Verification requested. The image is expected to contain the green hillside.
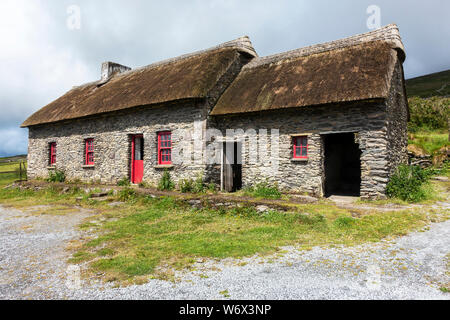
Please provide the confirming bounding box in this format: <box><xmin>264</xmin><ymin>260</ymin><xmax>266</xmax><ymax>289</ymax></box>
<box><xmin>406</xmin><ymin>69</ymin><xmax>450</xmax><ymax>98</ymax></box>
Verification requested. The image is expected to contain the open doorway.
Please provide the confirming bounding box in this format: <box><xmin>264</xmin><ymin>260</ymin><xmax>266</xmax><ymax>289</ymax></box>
<box><xmin>323</xmin><ymin>132</ymin><xmax>361</xmax><ymax>197</ymax></box>
<box><xmin>222</xmin><ymin>141</ymin><xmax>242</xmax><ymax>192</ymax></box>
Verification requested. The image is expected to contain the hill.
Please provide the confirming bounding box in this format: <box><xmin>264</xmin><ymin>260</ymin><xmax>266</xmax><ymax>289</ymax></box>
<box><xmin>406</xmin><ymin>69</ymin><xmax>450</xmax><ymax>98</ymax></box>
<box><xmin>0</xmin><ymin>155</ymin><xmax>27</xmax><ymax>163</ymax></box>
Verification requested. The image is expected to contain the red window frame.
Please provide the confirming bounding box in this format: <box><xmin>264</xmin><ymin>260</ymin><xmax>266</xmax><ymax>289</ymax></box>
<box><xmin>49</xmin><ymin>142</ymin><xmax>56</xmax><ymax>165</ymax></box>
<box><xmin>85</xmin><ymin>139</ymin><xmax>95</xmax><ymax>165</ymax></box>
<box><xmin>293</xmin><ymin>136</ymin><xmax>308</xmax><ymax>159</ymax></box>
<box><xmin>158</xmin><ymin>131</ymin><xmax>172</xmax><ymax>165</ymax></box>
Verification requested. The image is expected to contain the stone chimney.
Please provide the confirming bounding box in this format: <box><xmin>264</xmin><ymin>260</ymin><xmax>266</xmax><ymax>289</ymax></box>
<box><xmin>100</xmin><ymin>62</ymin><xmax>131</xmax><ymax>83</ymax></box>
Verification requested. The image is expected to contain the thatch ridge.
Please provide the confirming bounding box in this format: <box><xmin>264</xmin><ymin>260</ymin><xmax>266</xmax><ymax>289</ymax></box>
<box><xmin>211</xmin><ymin>40</ymin><xmax>400</xmax><ymax>116</ymax></box>
<box><xmin>22</xmin><ymin>37</ymin><xmax>257</xmax><ymax>127</ymax></box>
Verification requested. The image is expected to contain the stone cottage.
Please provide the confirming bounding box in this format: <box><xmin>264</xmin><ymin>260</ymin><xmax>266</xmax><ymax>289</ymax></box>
<box><xmin>22</xmin><ymin>24</ymin><xmax>409</xmax><ymax>199</ymax></box>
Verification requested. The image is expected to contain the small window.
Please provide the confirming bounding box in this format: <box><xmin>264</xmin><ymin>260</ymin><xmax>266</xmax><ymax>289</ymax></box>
<box><xmin>49</xmin><ymin>142</ymin><xmax>56</xmax><ymax>165</ymax></box>
<box><xmin>85</xmin><ymin>139</ymin><xmax>95</xmax><ymax>165</ymax></box>
<box><xmin>293</xmin><ymin>136</ymin><xmax>308</xmax><ymax>159</ymax></box>
<box><xmin>158</xmin><ymin>131</ymin><xmax>172</xmax><ymax>165</ymax></box>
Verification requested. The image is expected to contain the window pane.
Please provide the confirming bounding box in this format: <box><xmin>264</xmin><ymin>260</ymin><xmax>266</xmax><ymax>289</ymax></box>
<box><xmin>134</xmin><ymin>137</ymin><xmax>143</xmax><ymax>160</ymax></box>
<box><xmin>300</xmin><ymin>137</ymin><xmax>307</xmax><ymax>147</ymax></box>
<box><xmin>295</xmin><ymin>147</ymin><xmax>301</xmax><ymax>157</ymax></box>
<box><xmin>301</xmin><ymin>146</ymin><xmax>307</xmax><ymax>156</ymax></box>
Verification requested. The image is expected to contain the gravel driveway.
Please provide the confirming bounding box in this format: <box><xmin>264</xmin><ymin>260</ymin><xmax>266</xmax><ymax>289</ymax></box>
<box><xmin>0</xmin><ymin>204</ymin><xmax>449</xmax><ymax>300</ymax></box>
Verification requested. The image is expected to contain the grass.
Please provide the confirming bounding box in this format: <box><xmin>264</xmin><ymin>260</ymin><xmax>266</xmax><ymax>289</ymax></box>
<box><xmin>0</xmin><ymin>162</ymin><xmax>26</xmax><ymax>186</ymax></box>
<box><xmin>406</xmin><ymin>69</ymin><xmax>450</xmax><ymax>98</ymax></box>
<box><xmin>1</xmin><ymin>183</ymin><xmax>447</xmax><ymax>284</ymax></box>
<box><xmin>408</xmin><ymin>130</ymin><xmax>449</xmax><ymax>156</ymax></box>
<box><xmin>240</xmin><ymin>181</ymin><xmax>282</xmax><ymax>199</ymax></box>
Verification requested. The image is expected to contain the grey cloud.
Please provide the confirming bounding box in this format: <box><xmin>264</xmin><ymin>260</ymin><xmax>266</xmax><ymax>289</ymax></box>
<box><xmin>0</xmin><ymin>0</ymin><xmax>448</xmax><ymax>156</ymax></box>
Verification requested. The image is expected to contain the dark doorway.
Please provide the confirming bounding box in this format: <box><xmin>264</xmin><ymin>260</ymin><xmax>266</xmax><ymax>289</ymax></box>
<box><xmin>222</xmin><ymin>141</ymin><xmax>242</xmax><ymax>192</ymax></box>
<box><xmin>323</xmin><ymin>133</ymin><xmax>361</xmax><ymax>197</ymax></box>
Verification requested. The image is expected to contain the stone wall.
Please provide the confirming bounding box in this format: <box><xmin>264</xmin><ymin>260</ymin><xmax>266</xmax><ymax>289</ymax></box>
<box><xmin>386</xmin><ymin>61</ymin><xmax>409</xmax><ymax>176</ymax></box>
<box><xmin>27</xmin><ymin>101</ymin><xmax>209</xmax><ymax>186</ymax></box>
<box><xmin>209</xmin><ymin>101</ymin><xmax>395</xmax><ymax>199</ymax></box>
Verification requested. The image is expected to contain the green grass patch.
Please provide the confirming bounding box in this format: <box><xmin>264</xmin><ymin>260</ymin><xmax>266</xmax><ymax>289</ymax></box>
<box><xmin>74</xmin><ymin>197</ymin><xmax>438</xmax><ymax>282</ymax></box>
<box><xmin>0</xmin><ymin>183</ymin><xmax>447</xmax><ymax>284</ymax></box>
<box><xmin>242</xmin><ymin>181</ymin><xmax>282</xmax><ymax>199</ymax></box>
<box><xmin>408</xmin><ymin>130</ymin><xmax>449</xmax><ymax>156</ymax></box>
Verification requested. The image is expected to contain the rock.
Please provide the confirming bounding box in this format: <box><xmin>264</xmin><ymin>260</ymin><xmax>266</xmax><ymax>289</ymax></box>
<box><xmin>90</xmin><ymin>192</ymin><xmax>109</xmax><ymax>198</ymax></box>
<box><xmin>407</xmin><ymin>144</ymin><xmax>429</xmax><ymax>157</ymax></box>
<box><xmin>108</xmin><ymin>201</ymin><xmax>124</xmax><ymax>207</ymax></box>
<box><xmin>432</xmin><ymin>176</ymin><xmax>449</xmax><ymax>182</ymax></box>
<box><xmin>290</xmin><ymin>194</ymin><xmax>318</xmax><ymax>203</ymax></box>
<box><xmin>256</xmin><ymin>205</ymin><xmax>270</xmax><ymax>213</ymax></box>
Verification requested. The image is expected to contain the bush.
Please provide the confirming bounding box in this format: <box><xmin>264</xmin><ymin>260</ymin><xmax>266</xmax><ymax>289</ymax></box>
<box><xmin>117</xmin><ymin>177</ymin><xmax>130</xmax><ymax>187</ymax></box>
<box><xmin>244</xmin><ymin>181</ymin><xmax>281</xmax><ymax>199</ymax></box>
<box><xmin>334</xmin><ymin>216</ymin><xmax>356</xmax><ymax>228</ymax></box>
<box><xmin>179</xmin><ymin>175</ymin><xmax>208</xmax><ymax>193</ymax></box>
<box><xmin>157</xmin><ymin>170</ymin><xmax>175</xmax><ymax>191</ymax></box>
<box><xmin>179</xmin><ymin>179</ymin><xmax>194</xmax><ymax>193</ymax></box>
<box><xmin>207</xmin><ymin>183</ymin><xmax>217</xmax><ymax>193</ymax></box>
<box><xmin>193</xmin><ymin>175</ymin><xmax>205</xmax><ymax>193</ymax></box>
<box><xmin>118</xmin><ymin>187</ymin><xmax>136</xmax><ymax>201</ymax></box>
<box><xmin>386</xmin><ymin>165</ymin><xmax>431</xmax><ymax>202</ymax></box>
<box><xmin>408</xmin><ymin>97</ymin><xmax>450</xmax><ymax>132</ymax></box>
<box><xmin>138</xmin><ymin>181</ymin><xmax>151</xmax><ymax>189</ymax></box>
<box><xmin>47</xmin><ymin>169</ymin><xmax>66</xmax><ymax>183</ymax></box>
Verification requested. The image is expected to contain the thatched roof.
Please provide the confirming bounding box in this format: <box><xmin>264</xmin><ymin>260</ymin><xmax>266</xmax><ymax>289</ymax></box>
<box><xmin>21</xmin><ymin>37</ymin><xmax>257</xmax><ymax>127</ymax></box>
<box><xmin>211</xmin><ymin>24</ymin><xmax>406</xmax><ymax>116</ymax></box>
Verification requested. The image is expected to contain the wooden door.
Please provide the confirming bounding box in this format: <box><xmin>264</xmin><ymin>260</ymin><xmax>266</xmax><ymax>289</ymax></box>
<box><xmin>131</xmin><ymin>135</ymin><xmax>144</xmax><ymax>184</ymax></box>
<box><xmin>222</xmin><ymin>142</ymin><xmax>242</xmax><ymax>192</ymax></box>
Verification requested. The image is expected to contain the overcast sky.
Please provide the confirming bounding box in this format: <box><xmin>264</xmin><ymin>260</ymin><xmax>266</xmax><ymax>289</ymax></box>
<box><xmin>0</xmin><ymin>0</ymin><xmax>449</xmax><ymax>157</ymax></box>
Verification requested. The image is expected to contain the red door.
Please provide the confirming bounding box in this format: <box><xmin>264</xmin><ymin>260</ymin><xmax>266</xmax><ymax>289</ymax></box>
<box><xmin>131</xmin><ymin>135</ymin><xmax>144</xmax><ymax>184</ymax></box>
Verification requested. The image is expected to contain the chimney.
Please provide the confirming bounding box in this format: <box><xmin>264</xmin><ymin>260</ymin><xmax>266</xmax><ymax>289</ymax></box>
<box><xmin>100</xmin><ymin>61</ymin><xmax>131</xmax><ymax>83</ymax></box>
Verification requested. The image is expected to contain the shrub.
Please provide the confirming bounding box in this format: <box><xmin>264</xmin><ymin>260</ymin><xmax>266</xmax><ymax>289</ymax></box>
<box><xmin>207</xmin><ymin>183</ymin><xmax>217</xmax><ymax>193</ymax></box>
<box><xmin>117</xmin><ymin>177</ymin><xmax>130</xmax><ymax>187</ymax></box>
<box><xmin>179</xmin><ymin>175</ymin><xmax>208</xmax><ymax>193</ymax></box>
<box><xmin>408</xmin><ymin>97</ymin><xmax>450</xmax><ymax>132</ymax></box>
<box><xmin>47</xmin><ymin>169</ymin><xmax>66</xmax><ymax>183</ymax></box>
<box><xmin>193</xmin><ymin>175</ymin><xmax>205</xmax><ymax>193</ymax></box>
<box><xmin>118</xmin><ymin>187</ymin><xmax>136</xmax><ymax>201</ymax></box>
<box><xmin>138</xmin><ymin>181</ymin><xmax>151</xmax><ymax>189</ymax></box>
<box><xmin>386</xmin><ymin>165</ymin><xmax>431</xmax><ymax>202</ymax></box>
<box><xmin>157</xmin><ymin>170</ymin><xmax>175</xmax><ymax>191</ymax></box>
<box><xmin>179</xmin><ymin>179</ymin><xmax>194</xmax><ymax>193</ymax></box>
<box><xmin>244</xmin><ymin>181</ymin><xmax>281</xmax><ymax>199</ymax></box>
<box><xmin>334</xmin><ymin>216</ymin><xmax>356</xmax><ymax>228</ymax></box>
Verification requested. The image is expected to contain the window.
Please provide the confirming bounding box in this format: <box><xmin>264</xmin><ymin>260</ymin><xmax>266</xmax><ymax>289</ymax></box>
<box><xmin>293</xmin><ymin>136</ymin><xmax>308</xmax><ymax>159</ymax></box>
<box><xmin>85</xmin><ymin>139</ymin><xmax>95</xmax><ymax>165</ymax></box>
<box><xmin>49</xmin><ymin>142</ymin><xmax>56</xmax><ymax>165</ymax></box>
<box><xmin>158</xmin><ymin>131</ymin><xmax>172</xmax><ymax>165</ymax></box>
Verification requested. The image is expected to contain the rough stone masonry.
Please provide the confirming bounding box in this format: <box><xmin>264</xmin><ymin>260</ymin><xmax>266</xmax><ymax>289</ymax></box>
<box><xmin>23</xmin><ymin>25</ymin><xmax>409</xmax><ymax>199</ymax></box>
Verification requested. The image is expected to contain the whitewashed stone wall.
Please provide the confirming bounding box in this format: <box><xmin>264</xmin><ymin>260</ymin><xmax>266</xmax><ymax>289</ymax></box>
<box><xmin>27</xmin><ymin>101</ymin><xmax>209</xmax><ymax>186</ymax></box>
<box><xmin>26</xmin><ymin>63</ymin><xmax>408</xmax><ymax>199</ymax></box>
<box><xmin>209</xmin><ymin>102</ymin><xmax>388</xmax><ymax>198</ymax></box>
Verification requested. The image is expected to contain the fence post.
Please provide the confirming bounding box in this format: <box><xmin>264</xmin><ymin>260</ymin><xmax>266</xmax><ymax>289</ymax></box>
<box><xmin>19</xmin><ymin>162</ymin><xmax>22</xmax><ymax>181</ymax></box>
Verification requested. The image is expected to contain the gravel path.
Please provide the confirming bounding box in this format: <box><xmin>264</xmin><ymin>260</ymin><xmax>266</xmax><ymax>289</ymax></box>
<box><xmin>0</xmin><ymin>204</ymin><xmax>449</xmax><ymax>300</ymax></box>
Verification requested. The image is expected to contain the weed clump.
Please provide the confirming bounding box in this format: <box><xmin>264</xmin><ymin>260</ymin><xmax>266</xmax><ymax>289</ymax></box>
<box><xmin>118</xmin><ymin>187</ymin><xmax>137</xmax><ymax>201</ymax></box>
<box><xmin>47</xmin><ymin>169</ymin><xmax>66</xmax><ymax>183</ymax></box>
<box><xmin>158</xmin><ymin>170</ymin><xmax>175</xmax><ymax>191</ymax></box>
<box><xmin>386</xmin><ymin>165</ymin><xmax>432</xmax><ymax>202</ymax></box>
<box><xmin>117</xmin><ymin>177</ymin><xmax>130</xmax><ymax>187</ymax></box>
<box><xmin>244</xmin><ymin>181</ymin><xmax>281</xmax><ymax>199</ymax></box>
